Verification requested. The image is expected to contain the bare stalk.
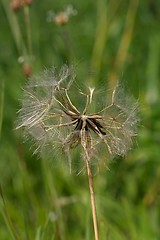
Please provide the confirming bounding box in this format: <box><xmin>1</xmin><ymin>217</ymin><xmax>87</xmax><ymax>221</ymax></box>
<box><xmin>84</xmin><ymin>149</ymin><xmax>99</xmax><ymax>240</ymax></box>
<box><xmin>24</xmin><ymin>5</ymin><xmax>32</xmax><ymax>57</ymax></box>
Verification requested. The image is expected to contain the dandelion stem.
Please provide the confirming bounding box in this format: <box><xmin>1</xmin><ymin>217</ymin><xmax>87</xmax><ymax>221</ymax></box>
<box><xmin>84</xmin><ymin>149</ymin><xmax>99</xmax><ymax>240</ymax></box>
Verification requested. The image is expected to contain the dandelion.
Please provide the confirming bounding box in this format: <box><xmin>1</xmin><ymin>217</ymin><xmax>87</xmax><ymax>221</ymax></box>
<box><xmin>10</xmin><ymin>0</ymin><xmax>32</xmax><ymax>11</ymax></box>
<box><xmin>16</xmin><ymin>64</ymin><xmax>139</xmax><ymax>240</ymax></box>
<box><xmin>47</xmin><ymin>5</ymin><xmax>77</xmax><ymax>26</ymax></box>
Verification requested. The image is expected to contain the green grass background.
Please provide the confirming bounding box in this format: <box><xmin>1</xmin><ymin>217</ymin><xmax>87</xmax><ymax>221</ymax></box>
<box><xmin>0</xmin><ymin>0</ymin><xmax>160</xmax><ymax>239</ymax></box>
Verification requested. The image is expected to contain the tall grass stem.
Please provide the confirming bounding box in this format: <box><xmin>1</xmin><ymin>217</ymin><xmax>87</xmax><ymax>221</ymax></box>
<box><xmin>108</xmin><ymin>0</ymin><xmax>139</xmax><ymax>89</ymax></box>
<box><xmin>1</xmin><ymin>0</ymin><xmax>26</xmax><ymax>55</ymax></box>
<box><xmin>0</xmin><ymin>79</ymin><xmax>4</xmax><ymax>137</ymax></box>
<box><xmin>24</xmin><ymin>6</ymin><xmax>32</xmax><ymax>57</ymax></box>
<box><xmin>0</xmin><ymin>184</ymin><xmax>20</xmax><ymax>240</ymax></box>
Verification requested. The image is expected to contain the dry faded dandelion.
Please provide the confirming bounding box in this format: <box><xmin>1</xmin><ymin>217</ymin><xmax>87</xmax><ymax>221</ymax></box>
<box><xmin>16</xmin><ymin>65</ymin><xmax>139</xmax><ymax>171</ymax></box>
<box><xmin>10</xmin><ymin>0</ymin><xmax>32</xmax><ymax>11</ymax></box>
<box><xmin>16</xmin><ymin>64</ymin><xmax>139</xmax><ymax>240</ymax></box>
<box><xmin>47</xmin><ymin>5</ymin><xmax>77</xmax><ymax>25</ymax></box>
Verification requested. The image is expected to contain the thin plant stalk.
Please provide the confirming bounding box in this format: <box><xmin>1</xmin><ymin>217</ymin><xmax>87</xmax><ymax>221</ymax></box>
<box><xmin>41</xmin><ymin>159</ymin><xmax>66</xmax><ymax>240</ymax></box>
<box><xmin>24</xmin><ymin>5</ymin><xmax>32</xmax><ymax>57</ymax></box>
<box><xmin>0</xmin><ymin>79</ymin><xmax>4</xmax><ymax>138</ymax></box>
<box><xmin>84</xmin><ymin>149</ymin><xmax>99</xmax><ymax>240</ymax></box>
<box><xmin>0</xmin><ymin>185</ymin><xmax>20</xmax><ymax>240</ymax></box>
<box><xmin>89</xmin><ymin>0</ymin><xmax>121</xmax><ymax>86</ymax></box>
<box><xmin>1</xmin><ymin>0</ymin><xmax>26</xmax><ymax>55</ymax></box>
<box><xmin>108</xmin><ymin>0</ymin><xmax>139</xmax><ymax>89</ymax></box>
<box><xmin>88</xmin><ymin>0</ymin><xmax>107</xmax><ymax>86</ymax></box>
<box><xmin>61</xmin><ymin>27</ymin><xmax>71</xmax><ymax>63</ymax></box>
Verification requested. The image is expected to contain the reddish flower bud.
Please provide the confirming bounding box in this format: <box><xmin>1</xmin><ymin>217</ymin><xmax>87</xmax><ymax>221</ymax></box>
<box><xmin>22</xmin><ymin>63</ymin><xmax>32</xmax><ymax>77</ymax></box>
<box><xmin>25</xmin><ymin>0</ymin><xmax>32</xmax><ymax>5</ymax></box>
<box><xmin>55</xmin><ymin>12</ymin><xmax>69</xmax><ymax>26</ymax></box>
<box><xmin>10</xmin><ymin>0</ymin><xmax>21</xmax><ymax>11</ymax></box>
<box><xmin>21</xmin><ymin>0</ymin><xmax>32</xmax><ymax>6</ymax></box>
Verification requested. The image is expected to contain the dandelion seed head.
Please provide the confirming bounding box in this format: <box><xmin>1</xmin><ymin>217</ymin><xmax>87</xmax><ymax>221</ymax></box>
<box><xmin>16</xmin><ymin>65</ymin><xmax>139</xmax><ymax>173</ymax></box>
<box><xmin>47</xmin><ymin>5</ymin><xmax>77</xmax><ymax>25</ymax></box>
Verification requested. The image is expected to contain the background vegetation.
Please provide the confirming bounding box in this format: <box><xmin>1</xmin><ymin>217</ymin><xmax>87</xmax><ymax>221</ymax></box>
<box><xmin>0</xmin><ymin>0</ymin><xmax>160</xmax><ymax>239</ymax></box>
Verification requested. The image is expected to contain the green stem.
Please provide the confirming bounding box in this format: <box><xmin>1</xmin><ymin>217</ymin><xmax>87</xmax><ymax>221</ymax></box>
<box><xmin>24</xmin><ymin>5</ymin><xmax>32</xmax><ymax>57</ymax></box>
<box><xmin>0</xmin><ymin>79</ymin><xmax>4</xmax><ymax>137</ymax></box>
<box><xmin>0</xmin><ymin>184</ymin><xmax>20</xmax><ymax>240</ymax></box>
<box><xmin>84</xmin><ymin>149</ymin><xmax>99</xmax><ymax>240</ymax></box>
<box><xmin>1</xmin><ymin>0</ymin><xmax>26</xmax><ymax>55</ymax></box>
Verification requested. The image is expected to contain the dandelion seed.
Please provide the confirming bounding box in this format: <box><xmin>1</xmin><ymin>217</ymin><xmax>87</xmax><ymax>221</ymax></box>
<box><xmin>16</xmin><ymin>64</ymin><xmax>139</xmax><ymax>171</ymax></box>
<box><xmin>16</xmin><ymin>65</ymin><xmax>139</xmax><ymax>240</ymax></box>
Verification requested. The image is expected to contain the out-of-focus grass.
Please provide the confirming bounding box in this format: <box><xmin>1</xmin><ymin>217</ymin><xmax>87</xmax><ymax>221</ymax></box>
<box><xmin>0</xmin><ymin>78</ymin><xmax>4</xmax><ymax>137</ymax></box>
<box><xmin>0</xmin><ymin>0</ymin><xmax>160</xmax><ymax>239</ymax></box>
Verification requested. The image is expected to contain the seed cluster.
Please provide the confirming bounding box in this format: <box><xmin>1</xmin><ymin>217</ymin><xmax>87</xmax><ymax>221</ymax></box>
<box><xmin>17</xmin><ymin>65</ymin><xmax>139</xmax><ymax>171</ymax></box>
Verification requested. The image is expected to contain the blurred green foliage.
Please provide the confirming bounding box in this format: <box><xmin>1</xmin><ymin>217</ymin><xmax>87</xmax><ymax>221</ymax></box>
<box><xmin>0</xmin><ymin>0</ymin><xmax>160</xmax><ymax>239</ymax></box>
